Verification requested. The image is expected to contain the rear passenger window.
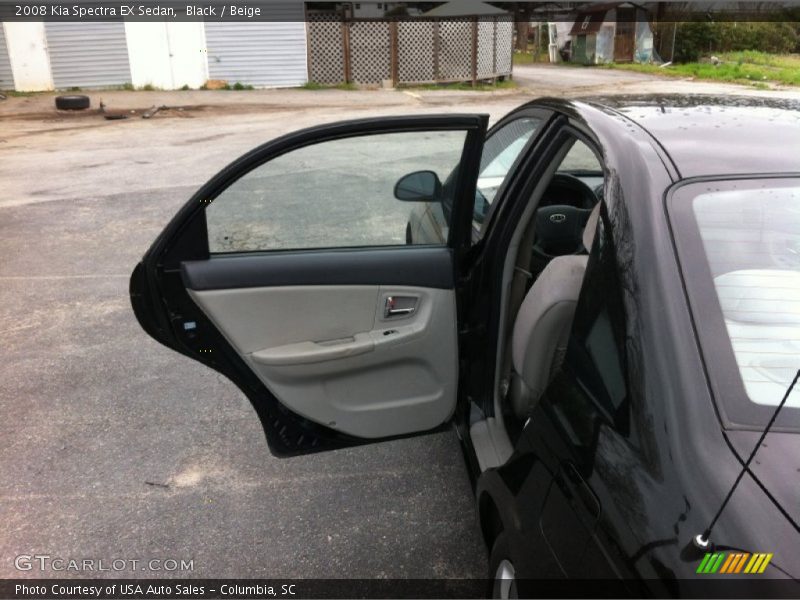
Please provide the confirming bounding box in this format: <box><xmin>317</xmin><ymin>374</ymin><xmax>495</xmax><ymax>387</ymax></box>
<box><xmin>205</xmin><ymin>130</ymin><xmax>469</xmax><ymax>252</ymax></box>
<box><xmin>564</xmin><ymin>209</ymin><xmax>630</xmax><ymax>427</ymax></box>
<box><xmin>584</xmin><ymin>308</ymin><xmax>627</xmax><ymax>412</ymax></box>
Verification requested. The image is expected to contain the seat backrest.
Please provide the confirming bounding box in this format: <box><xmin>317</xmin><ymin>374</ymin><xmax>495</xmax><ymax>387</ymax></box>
<box><xmin>510</xmin><ymin>254</ymin><xmax>587</xmax><ymax>418</ymax></box>
<box><xmin>508</xmin><ymin>203</ymin><xmax>600</xmax><ymax>418</ymax></box>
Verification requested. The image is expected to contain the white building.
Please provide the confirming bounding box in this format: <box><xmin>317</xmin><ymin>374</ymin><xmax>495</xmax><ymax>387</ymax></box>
<box><xmin>0</xmin><ymin>2</ymin><xmax>309</xmax><ymax>91</ymax></box>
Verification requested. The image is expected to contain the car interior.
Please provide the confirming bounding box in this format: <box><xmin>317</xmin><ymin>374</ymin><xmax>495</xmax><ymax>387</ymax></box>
<box><xmin>469</xmin><ymin>134</ymin><xmax>606</xmax><ymax>471</ymax></box>
<box><xmin>169</xmin><ymin>121</ymin><xmax>606</xmax><ymax>461</ymax></box>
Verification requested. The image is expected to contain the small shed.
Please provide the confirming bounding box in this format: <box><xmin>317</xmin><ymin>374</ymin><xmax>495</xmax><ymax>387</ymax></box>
<box><xmin>0</xmin><ymin>25</ymin><xmax>14</xmax><ymax>90</ymax></box>
<box><xmin>422</xmin><ymin>0</ymin><xmax>509</xmax><ymax>18</ymax></box>
<box><xmin>44</xmin><ymin>22</ymin><xmax>132</xmax><ymax>89</ymax></box>
<box><xmin>568</xmin><ymin>2</ymin><xmax>654</xmax><ymax>64</ymax></box>
<box><xmin>205</xmin><ymin>2</ymin><xmax>307</xmax><ymax>89</ymax></box>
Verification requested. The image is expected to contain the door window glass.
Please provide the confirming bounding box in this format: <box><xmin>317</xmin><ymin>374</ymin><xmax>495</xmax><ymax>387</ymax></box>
<box><xmin>559</xmin><ymin>140</ymin><xmax>603</xmax><ymax>173</ymax></box>
<box><xmin>472</xmin><ymin>117</ymin><xmax>542</xmax><ymax>231</ymax></box>
<box><xmin>206</xmin><ymin>130</ymin><xmax>468</xmax><ymax>252</ymax></box>
<box><xmin>478</xmin><ymin>118</ymin><xmax>540</xmax><ymax>203</ymax></box>
<box><xmin>551</xmin><ymin>212</ymin><xmax>630</xmax><ymax>438</ymax></box>
<box><xmin>572</xmin><ymin>217</ymin><xmax>629</xmax><ymax>420</ymax></box>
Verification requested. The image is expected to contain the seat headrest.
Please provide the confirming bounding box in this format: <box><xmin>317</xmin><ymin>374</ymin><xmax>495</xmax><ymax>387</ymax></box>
<box><xmin>583</xmin><ymin>203</ymin><xmax>601</xmax><ymax>252</ymax></box>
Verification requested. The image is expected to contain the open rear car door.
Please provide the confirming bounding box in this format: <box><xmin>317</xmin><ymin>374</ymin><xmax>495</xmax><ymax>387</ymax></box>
<box><xmin>130</xmin><ymin>115</ymin><xmax>488</xmax><ymax>456</ymax></box>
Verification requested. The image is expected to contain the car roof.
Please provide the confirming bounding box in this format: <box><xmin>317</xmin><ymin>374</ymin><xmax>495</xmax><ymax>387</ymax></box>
<box><xmin>575</xmin><ymin>95</ymin><xmax>800</xmax><ymax>179</ymax></box>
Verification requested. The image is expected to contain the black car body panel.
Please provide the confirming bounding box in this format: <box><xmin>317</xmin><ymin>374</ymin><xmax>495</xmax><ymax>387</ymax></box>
<box><xmin>472</xmin><ymin>96</ymin><xmax>800</xmax><ymax>592</ymax></box>
<box><xmin>592</xmin><ymin>95</ymin><xmax>800</xmax><ymax>178</ymax></box>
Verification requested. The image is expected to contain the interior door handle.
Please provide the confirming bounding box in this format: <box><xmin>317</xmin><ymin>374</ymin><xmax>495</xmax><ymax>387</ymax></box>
<box><xmin>385</xmin><ymin>307</ymin><xmax>415</xmax><ymax>316</ymax></box>
<box><xmin>384</xmin><ymin>296</ymin><xmax>416</xmax><ymax>318</ymax></box>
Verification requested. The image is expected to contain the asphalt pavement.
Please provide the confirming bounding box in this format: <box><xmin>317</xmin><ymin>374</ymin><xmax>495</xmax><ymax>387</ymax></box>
<box><xmin>2</xmin><ymin>68</ymin><xmax>799</xmax><ymax>580</ymax></box>
<box><xmin>0</xmin><ymin>184</ymin><xmax>489</xmax><ymax>579</ymax></box>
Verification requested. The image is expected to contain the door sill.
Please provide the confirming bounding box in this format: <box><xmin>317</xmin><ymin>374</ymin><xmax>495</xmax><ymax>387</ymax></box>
<box><xmin>469</xmin><ymin>417</ymin><xmax>513</xmax><ymax>471</ymax></box>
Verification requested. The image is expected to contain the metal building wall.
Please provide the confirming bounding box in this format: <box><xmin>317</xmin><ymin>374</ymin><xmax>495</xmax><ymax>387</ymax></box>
<box><xmin>204</xmin><ymin>3</ymin><xmax>308</xmax><ymax>88</ymax></box>
<box><xmin>44</xmin><ymin>22</ymin><xmax>131</xmax><ymax>89</ymax></box>
<box><xmin>0</xmin><ymin>25</ymin><xmax>15</xmax><ymax>90</ymax></box>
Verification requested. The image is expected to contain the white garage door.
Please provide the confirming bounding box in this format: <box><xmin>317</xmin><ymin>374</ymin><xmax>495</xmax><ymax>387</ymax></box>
<box><xmin>45</xmin><ymin>22</ymin><xmax>131</xmax><ymax>89</ymax></box>
<box><xmin>0</xmin><ymin>25</ymin><xmax>14</xmax><ymax>90</ymax></box>
<box><xmin>205</xmin><ymin>3</ymin><xmax>308</xmax><ymax>88</ymax></box>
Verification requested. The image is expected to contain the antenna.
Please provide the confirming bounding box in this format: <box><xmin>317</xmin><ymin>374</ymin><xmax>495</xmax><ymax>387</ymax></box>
<box><xmin>693</xmin><ymin>369</ymin><xmax>800</xmax><ymax>550</ymax></box>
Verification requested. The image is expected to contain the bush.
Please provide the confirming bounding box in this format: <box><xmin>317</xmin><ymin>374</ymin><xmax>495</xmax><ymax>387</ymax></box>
<box><xmin>673</xmin><ymin>21</ymin><xmax>798</xmax><ymax>63</ymax></box>
<box><xmin>673</xmin><ymin>22</ymin><xmax>714</xmax><ymax>62</ymax></box>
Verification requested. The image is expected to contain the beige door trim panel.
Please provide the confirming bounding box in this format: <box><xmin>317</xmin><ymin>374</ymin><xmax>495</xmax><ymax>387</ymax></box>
<box><xmin>187</xmin><ymin>285</ymin><xmax>379</xmax><ymax>355</ymax></box>
<box><xmin>189</xmin><ymin>285</ymin><xmax>458</xmax><ymax>439</ymax></box>
<box><xmin>251</xmin><ymin>333</ymin><xmax>377</xmax><ymax>366</ymax></box>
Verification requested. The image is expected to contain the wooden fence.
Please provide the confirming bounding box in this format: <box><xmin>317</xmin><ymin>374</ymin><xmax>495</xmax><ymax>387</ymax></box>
<box><xmin>307</xmin><ymin>15</ymin><xmax>514</xmax><ymax>86</ymax></box>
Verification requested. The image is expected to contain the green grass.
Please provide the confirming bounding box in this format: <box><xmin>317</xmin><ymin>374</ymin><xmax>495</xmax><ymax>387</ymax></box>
<box><xmin>199</xmin><ymin>81</ymin><xmax>256</xmax><ymax>90</ymax></box>
<box><xmin>603</xmin><ymin>53</ymin><xmax>800</xmax><ymax>87</ymax></box>
<box><xmin>513</xmin><ymin>50</ymin><xmax>550</xmax><ymax>65</ymax></box>
<box><xmin>513</xmin><ymin>51</ymin><xmax>536</xmax><ymax>65</ymax></box>
<box><xmin>721</xmin><ymin>50</ymin><xmax>800</xmax><ymax>68</ymax></box>
<box><xmin>300</xmin><ymin>81</ymin><xmax>358</xmax><ymax>91</ymax></box>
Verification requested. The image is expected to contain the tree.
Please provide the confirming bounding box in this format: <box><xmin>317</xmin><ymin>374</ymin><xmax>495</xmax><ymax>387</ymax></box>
<box><xmin>514</xmin><ymin>3</ymin><xmax>534</xmax><ymax>51</ymax></box>
<box><xmin>493</xmin><ymin>2</ymin><xmax>535</xmax><ymax>51</ymax></box>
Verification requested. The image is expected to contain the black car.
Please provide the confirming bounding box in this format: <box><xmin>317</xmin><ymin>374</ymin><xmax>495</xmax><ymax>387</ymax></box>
<box><xmin>131</xmin><ymin>95</ymin><xmax>800</xmax><ymax>596</ymax></box>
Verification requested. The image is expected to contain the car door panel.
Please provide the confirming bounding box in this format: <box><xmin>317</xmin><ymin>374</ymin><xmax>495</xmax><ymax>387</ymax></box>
<box><xmin>188</xmin><ymin>282</ymin><xmax>457</xmax><ymax>438</ymax></box>
<box><xmin>130</xmin><ymin>115</ymin><xmax>487</xmax><ymax>456</ymax></box>
<box><xmin>538</xmin><ymin>461</ymin><xmax>602</xmax><ymax>576</ymax></box>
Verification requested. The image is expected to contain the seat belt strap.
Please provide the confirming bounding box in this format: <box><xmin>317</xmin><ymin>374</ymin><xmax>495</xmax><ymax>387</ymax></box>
<box><xmin>500</xmin><ymin>218</ymin><xmax>537</xmax><ymax>398</ymax></box>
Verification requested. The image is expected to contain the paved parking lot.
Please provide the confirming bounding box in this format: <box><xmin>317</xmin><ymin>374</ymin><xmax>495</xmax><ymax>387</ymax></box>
<box><xmin>2</xmin><ymin>70</ymin><xmax>798</xmax><ymax>580</ymax></box>
<box><xmin>0</xmin><ymin>90</ymin><xmax>522</xmax><ymax>581</ymax></box>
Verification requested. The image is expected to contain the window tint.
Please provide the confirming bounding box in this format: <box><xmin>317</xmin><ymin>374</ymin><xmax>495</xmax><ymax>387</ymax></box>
<box><xmin>206</xmin><ymin>130</ymin><xmax>468</xmax><ymax>252</ymax></box>
<box><xmin>543</xmin><ymin>209</ymin><xmax>630</xmax><ymax>447</ymax></box>
<box><xmin>584</xmin><ymin>308</ymin><xmax>627</xmax><ymax>412</ymax></box>
<box><xmin>570</xmin><ymin>213</ymin><xmax>629</xmax><ymax>421</ymax></box>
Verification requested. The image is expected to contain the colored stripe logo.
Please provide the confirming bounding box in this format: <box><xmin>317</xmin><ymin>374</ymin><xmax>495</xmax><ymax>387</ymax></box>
<box><xmin>697</xmin><ymin>552</ymin><xmax>773</xmax><ymax>574</ymax></box>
